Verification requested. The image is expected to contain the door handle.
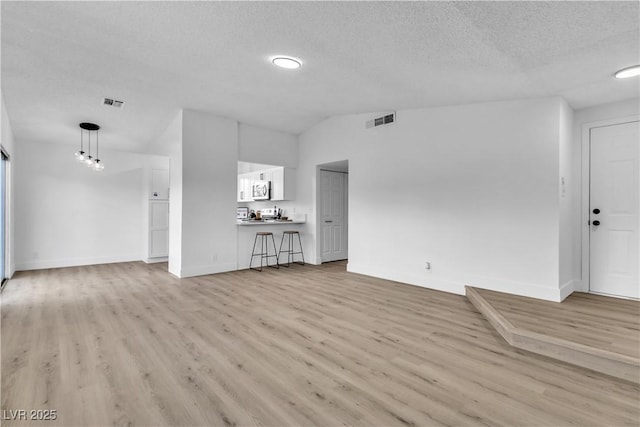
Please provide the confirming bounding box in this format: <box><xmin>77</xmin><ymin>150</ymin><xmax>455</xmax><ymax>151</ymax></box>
<box><xmin>325</xmin><ymin>220</ymin><xmax>333</xmax><ymax>223</ymax></box>
<box><xmin>592</xmin><ymin>220</ymin><xmax>601</xmax><ymax>226</ymax></box>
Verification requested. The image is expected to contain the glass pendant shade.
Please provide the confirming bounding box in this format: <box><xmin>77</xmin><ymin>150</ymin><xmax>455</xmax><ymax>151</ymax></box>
<box><xmin>93</xmin><ymin>159</ymin><xmax>104</xmax><ymax>172</ymax></box>
<box><xmin>75</xmin><ymin>151</ymin><xmax>85</xmax><ymax>162</ymax></box>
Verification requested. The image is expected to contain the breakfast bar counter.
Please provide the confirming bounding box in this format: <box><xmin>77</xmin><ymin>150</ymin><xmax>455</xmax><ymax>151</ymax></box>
<box><xmin>237</xmin><ymin>219</ymin><xmax>306</xmax><ymax>225</ymax></box>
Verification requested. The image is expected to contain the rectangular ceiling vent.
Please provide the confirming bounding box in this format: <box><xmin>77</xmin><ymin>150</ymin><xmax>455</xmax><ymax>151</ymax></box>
<box><xmin>366</xmin><ymin>112</ymin><xmax>395</xmax><ymax>129</ymax></box>
<box><xmin>102</xmin><ymin>97</ymin><xmax>125</xmax><ymax>109</ymax></box>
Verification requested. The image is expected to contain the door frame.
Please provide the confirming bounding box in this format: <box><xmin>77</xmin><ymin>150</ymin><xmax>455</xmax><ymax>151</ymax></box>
<box><xmin>580</xmin><ymin>115</ymin><xmax>639</xmax><ymax>294</ymax></box>
<box><xmin>0</xmin><ymin>145</ymin><xmax>10</xmax><ymax>291</ymax></box>
<box><xmin>315</xmin><ymin>164</ymin><xmax>349</xmax><ymax>264</ymax></box>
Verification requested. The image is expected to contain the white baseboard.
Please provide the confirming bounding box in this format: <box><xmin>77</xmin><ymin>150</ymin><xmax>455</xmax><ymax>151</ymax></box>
<box><xmin>16</xmin><ymin>255</ymin><xmax>141</xmax><ymax>271</ymax></box>
<box><xmin>346</xmin><ymin>262</ymin><xmax>465</xmax><ymax>295</ymax></box>
<box><xmin>559</xmin><ymin>279</ymin><xmax>578</xmax><ymax>301</ymax></box>
<box><xmin>346</xmin><ymin>262</ymin><xmax>566</xmax><ymax>302</ymax></box>
<box><xmin>180</xmin><ymin>262</ymin><xmax>237</xmax><ymax>278</ymax></box>
<box><xmin>144</xmin><ymin>257</ymin><xmax>169</xmax><ymax>264</ymax></box>
<box><xmin>466</xmin><ymin>277</ymin><xmax>565</xmax><ymax>302</ymax></box>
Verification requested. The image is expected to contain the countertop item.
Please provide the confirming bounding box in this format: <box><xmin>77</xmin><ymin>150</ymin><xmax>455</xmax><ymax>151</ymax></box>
<box><xmin>236</xmin><ymin>207</ymin><xmax>249</xmax><ymax>219</ymax></box>
<box><xmin>237</xmin><ymin>219</ymin><xmax>305</xmax><ymax>226</ymax></box>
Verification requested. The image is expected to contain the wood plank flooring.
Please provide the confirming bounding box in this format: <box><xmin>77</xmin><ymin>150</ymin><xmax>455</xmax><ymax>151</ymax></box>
<box><xmin>2</xmin><ymin>261</ymin><xmax>639</xmax><ymax>426</ymax></box>
<box><xmin>472</xmin><ymin>288</ymin><xmax>640</xmax><ymax>359</ymax></box>
<box><xmin>466</xmin><ymin>287</ymin><xmax>639</xmax><ymax>383</ymax></box>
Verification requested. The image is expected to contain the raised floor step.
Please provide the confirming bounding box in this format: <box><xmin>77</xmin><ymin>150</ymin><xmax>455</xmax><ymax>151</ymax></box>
<box><xmin>465</xmin><ymin>286</ymin><xmax>639</xmax><ymax>384</ymax></box>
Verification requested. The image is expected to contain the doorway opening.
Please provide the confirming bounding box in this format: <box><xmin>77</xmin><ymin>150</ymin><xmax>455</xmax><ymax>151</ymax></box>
<box><xmin>316</xmin><ymin>161</ymin><xmax>348</xmax><ymax>264</ymax></box>
<box><xmin>583</xmin><ymin>118</ymin><xmax>639</xmax><ymax>299</ymax></box>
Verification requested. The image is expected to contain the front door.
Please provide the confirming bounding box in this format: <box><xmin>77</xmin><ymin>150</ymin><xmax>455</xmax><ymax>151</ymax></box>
<box><xmin>320</xmin><ymin>170</ymin><xmax>348</xmax><ymax>262</ymax></box>
<box><xmin>589</xmin><ymin>120</ymin><xmax>639</xmax><ymax>298</ymax></box>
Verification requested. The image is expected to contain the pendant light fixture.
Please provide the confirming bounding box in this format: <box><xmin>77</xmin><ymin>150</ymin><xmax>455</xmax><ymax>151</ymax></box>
<box><xmin>76</xmin><ymin>123</ymin><xmax>104</xmax><ymax>172</ymax></box>
<box><xmin>75</xmin><ymin>125</ymin><xmax>86</xmax><ymax>162</ymax></box>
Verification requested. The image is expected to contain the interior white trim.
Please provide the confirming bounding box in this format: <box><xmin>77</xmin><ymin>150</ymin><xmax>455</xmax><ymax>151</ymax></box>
<box><xmin>559</xmin><ymin>279</ymin><xmax>578</xmax><ymax>301</ymax></box>
<box><xmin>579</xmin><ymin>115</ymin><xmax>640</xmax><ymax>294</ymax></box>
<box><xmin>144</xmin><ymin>257</ymin><xmax>168</xmax><ymax>264</ymax></box>
<box><xmin>347</xmin><ymin>261</ymin><xmax>465</xmax><ymax>295</ymax></box>
<box><xmin>16</xmin><ymin>255</ymin><xmax>141</xmax><ymax>271</ymax></box>
<box><xmin>315</xmin><ymin>162</ymin><xmax>349</xmax><ymax>265</ymax></box>
<box><xmin>347</xmin><ymin>261</ymin><xmax>566</xmax><ymax>301</ymax></box>
<box><xmin>178</xmin><ymin>262</ymin><xmax>237</xmax><ymax>278</ymax></box>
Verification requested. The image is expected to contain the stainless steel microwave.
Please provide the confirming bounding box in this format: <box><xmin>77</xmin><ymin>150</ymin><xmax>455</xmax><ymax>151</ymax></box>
<box><xmin>252</xmin><ymin>180</ymin><xmax>270</xmax><ymax>200</ymax></box>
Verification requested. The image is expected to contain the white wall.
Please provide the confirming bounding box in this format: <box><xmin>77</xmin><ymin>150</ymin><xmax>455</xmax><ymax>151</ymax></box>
<box><xmin>238</xmin><ymin>123</ymin><xmax>297</xmax><ymax>168</ymax></box>
<box><xmin>14</xmin><ymin>140</ymin><xmax>157</xmax><ymax>270</ymax></box>
<box><xmin>298</xmin><ymin>97</ymin><xmax>570</xmax><ymax>301</ymax></box>
<box><xmin>1</xmin><ymin>95</ymin><xmax>16</xmax><ymax>277</ymax></box>
<box><xmin>571</xmin><ymin>98</ymin><xmax>640</xmax><ymax>292</ymax></box>
<box><xmin>176</xmin><ymin>110</ymin><xmax>238</xmax><ymax>277</ymax></box>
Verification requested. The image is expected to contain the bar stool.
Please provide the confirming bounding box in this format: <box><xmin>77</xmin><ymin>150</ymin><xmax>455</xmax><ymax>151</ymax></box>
<box><xmin>250</xmin><ymin>232</ymin><xmax>279</xmax><ymax>271</ymax></box>
<box><xmin>278</xmin><ymin>230</ymin><xmax>305</xmax><ymax>267</ymax></box>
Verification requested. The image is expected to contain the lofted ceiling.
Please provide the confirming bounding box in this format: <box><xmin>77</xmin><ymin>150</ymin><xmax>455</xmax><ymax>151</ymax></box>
<box><xmin>1</xmin><ymin>1</ymin><xmax>639</xmax><ymax>153</ymax></box>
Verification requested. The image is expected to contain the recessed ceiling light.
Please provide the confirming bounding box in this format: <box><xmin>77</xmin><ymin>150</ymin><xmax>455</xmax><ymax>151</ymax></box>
<box><xmin>614</xmin><ymin>65</ymin><xmax>640</xmax><ymax>79</ymax></box>
<box><xmin>272</xmin><ymin>57</ymin><xmax>301</xmax><ymax>69</ymax></box>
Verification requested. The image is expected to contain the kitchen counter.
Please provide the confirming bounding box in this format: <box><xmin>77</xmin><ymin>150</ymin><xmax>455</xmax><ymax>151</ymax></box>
<box><xmin>237</xmin><ymin>219</ymin><xmax>306</xmax><ymax>225</ymax></box>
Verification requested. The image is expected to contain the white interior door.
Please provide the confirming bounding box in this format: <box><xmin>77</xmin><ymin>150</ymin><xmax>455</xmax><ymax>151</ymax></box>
<box><xmin>589</xmin><ymin>121</ymin><xmax>639</xmax><ymax>298</ymax></box>
<box><xmin>320</xmin><ymin>170</ymin><xmax>348</xmax><ymax>262</ymax></box>
<box><xmin>149</xmin><ymin>200</ymin><xmax>170</xmax><ymax>258</ymax></box>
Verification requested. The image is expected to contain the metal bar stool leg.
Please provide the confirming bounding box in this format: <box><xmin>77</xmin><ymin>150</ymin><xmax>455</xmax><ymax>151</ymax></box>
<box><xmin>270</xmin><ymin>233</ymin><xmax>280</xmax><ymax>269</ymax></box>
<box><xmin>296</xmin><ymin>232</ymin><xmax>305</xmax><ymax>265</ymax></box>
<box><xmin>251</xmin><ymin>232</ymin><xmax>279</xmax><ymax>271</ymax></box>
<box><xmin>262</xmin><ymin>234</ymin><xmax>267</xmax><ymax>269</ymax></box>
<box><xmin>249</xmin><ymin>233</ymin><xmax>260</xmax><ymax>271</ymax></box>
<box><xmin>277</xmin><ymin>233</ymin><xmax>288</xmax><ymax>267</ymax></box>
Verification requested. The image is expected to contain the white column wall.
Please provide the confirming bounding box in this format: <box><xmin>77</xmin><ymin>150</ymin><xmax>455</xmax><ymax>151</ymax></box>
<box><xmin>178</xmin><ymin>110</ymin><xmax>238</xmax><ymax>277</ymax></box>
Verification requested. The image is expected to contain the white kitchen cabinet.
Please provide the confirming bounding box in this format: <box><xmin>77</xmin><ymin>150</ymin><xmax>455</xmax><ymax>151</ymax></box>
<box><xmin>268</xmin><ymin>167</ymin><xmax>296</xmax><ymax>201</ymax></box>
<box><xmin>237</xmin><ymin>167</ymin><xmax>296</xmax><ymax>201</ymax></box>
<box><xmin>237</xmin><ymin>173</ymin><xmax>252</xmax><ymax>202</ymax></box>
<box><xmin>256</xmin><ymin>169</ymin><xmax>271</xmax><ymax>183</ymax></box>
<box><xmin>151</xmin><ymin>169</ymin><xmax>170</xmax><ymax>199</ymax></box>
<box><xmin>149</xmin><ymin>200</ymin><xmax>169</xmax><ymax>258</ymax></box>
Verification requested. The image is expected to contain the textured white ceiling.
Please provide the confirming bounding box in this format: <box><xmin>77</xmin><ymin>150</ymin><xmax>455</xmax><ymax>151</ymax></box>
<box><xmin>1</xmin><ymin>1</ymin><xmax>638</xmax><ymax>153</ymax></box>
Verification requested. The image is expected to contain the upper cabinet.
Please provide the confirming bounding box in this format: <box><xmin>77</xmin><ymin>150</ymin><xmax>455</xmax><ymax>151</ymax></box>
<box><xmin>268</xmin><ymin>167</ymin><xmax>296</xmax><ymax>201</ymax></box>
<box><xmin>151</xmin><ymin>169</ymin><xmax>170</xmax><ymax>199</ymax></box>
<box><xmin>237</xmin><ymin>173</ymin><xmax>253</xmax><ymax>202</ymax></box>
<box><xmin>237</xmin><ymin>166</ymin><xmax>296</xmax><ymax>202</ymax></box>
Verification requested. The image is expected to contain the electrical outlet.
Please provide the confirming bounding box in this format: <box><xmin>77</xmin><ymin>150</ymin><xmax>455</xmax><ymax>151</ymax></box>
<box><xmin>425</xmin><ymin>261</ymin><xmax>431</xmax><ymax>270</ymax></box>
<box><xmin>213</xmin><ymin>254</ymin><xmax>218</xmax><ymax>263</ymax></box>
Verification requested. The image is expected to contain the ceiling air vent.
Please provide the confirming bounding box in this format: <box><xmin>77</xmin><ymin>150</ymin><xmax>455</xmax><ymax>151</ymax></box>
<box><xmin>102</xmin><ymin>97</ymin><xmax>125</xmax><ymax>109</ymax></box>
<box><xmin>366</xmin><ymin>112</ymin><xmax>395</xmax><ymax>129</ymax></box>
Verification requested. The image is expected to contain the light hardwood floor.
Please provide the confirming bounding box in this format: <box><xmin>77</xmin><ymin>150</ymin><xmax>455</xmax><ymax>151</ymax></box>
<box><xmin>2</xmin><ymin>261</ymin><xmax>639</xmax><ymax>426</ymax></box>
<box><xmin>472</xmin><ymin>288</ymin><xmax>640</xmax><ymax>359</ymax></box>
<box><xmin>466</xmin><ymin>287</ymin><xmax>639</xmax><ymax>383</ymax></box>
